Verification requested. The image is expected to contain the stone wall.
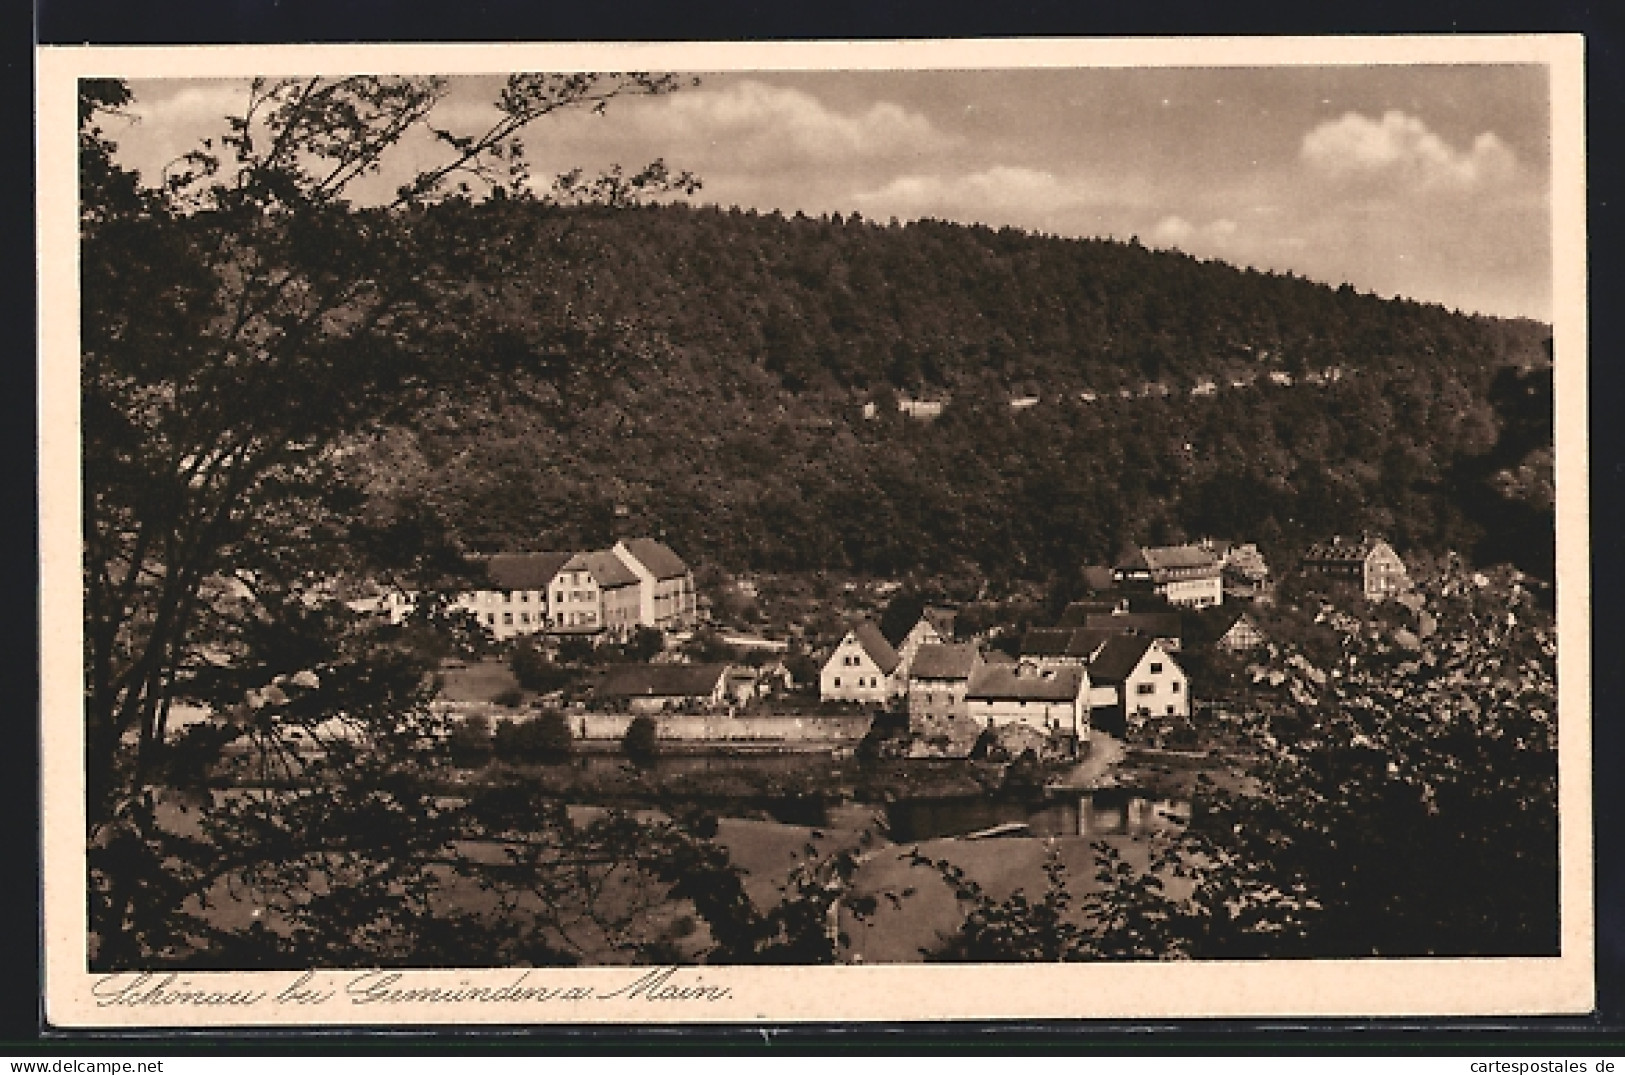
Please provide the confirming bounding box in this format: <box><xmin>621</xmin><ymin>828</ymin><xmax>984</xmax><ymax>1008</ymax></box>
<box><xmin>570</xmin><ymin>712</ymin><xmax>874</xmax><ymax>744</ymax></box>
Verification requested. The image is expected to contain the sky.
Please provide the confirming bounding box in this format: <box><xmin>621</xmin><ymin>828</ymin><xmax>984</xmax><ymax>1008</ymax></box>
<box><xmin>111</xmin><ymin>65</ymin><xmax>1553</xmax><ymax>321</ymax></box>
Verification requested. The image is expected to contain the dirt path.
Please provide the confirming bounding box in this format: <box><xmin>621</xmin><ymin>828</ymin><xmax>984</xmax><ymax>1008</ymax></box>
<box><xmin>1050</xmin><ymin>731</ymin><xmax>1126</xmax><ymax>790</ymax></box>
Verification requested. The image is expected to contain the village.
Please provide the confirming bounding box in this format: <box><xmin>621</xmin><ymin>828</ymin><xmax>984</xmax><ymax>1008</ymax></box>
<box><xmin>351</xmin><ymin>531</ymin><xmax>1418</xmax><ymax>783</ymax></box>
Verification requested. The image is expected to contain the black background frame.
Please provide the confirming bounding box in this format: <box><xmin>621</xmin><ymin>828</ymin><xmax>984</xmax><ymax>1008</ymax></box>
<box><xmin>19</xmin><ymin>0</ymin><xmax>1625</xmax><ymax>1055</ymax></box>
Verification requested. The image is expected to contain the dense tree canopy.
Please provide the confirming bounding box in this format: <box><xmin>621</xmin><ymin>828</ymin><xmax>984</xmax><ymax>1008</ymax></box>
<box><xmin>80</xmin><ymin>74</ymin><xmax>704</xmax><ymax>968</ymax></box>
<box><xmin>339</xmin><ymin>200</ymin><xmax>1552</xmax><ymax>587</ymax></box>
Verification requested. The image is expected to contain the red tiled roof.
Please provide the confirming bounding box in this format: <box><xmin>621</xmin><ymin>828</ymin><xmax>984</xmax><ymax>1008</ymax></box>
<box><xmin>909</xmin><ymin>643</ymin><xmax>980</xmax><ymax>680</ymax></box>
<box><xmin>573</xmin><ymin>549</ymin><xmax>641</xmax><ymax>589</ymax></box>
<box><xmin>850</xmin><ymin>621</ymin><xmax>901</xmax><ymax>675</ymax></box>
<box><xmin>597</xmin><ymin>663</ymin><xmax>728</xmax><ymax>699</ymax></box>
<box><xmin>1020</xmin><ymin>628</ymin><xmax>1114</xmax><ymax>659</ymax></box>
<box><xmin>486</xmin><ymin>552</ymin><xmax>572</xmax><ymax>591</ymax></box>
<box><xmin>966</xmin><ymin>663</ymin><xmax>1085</xmax><ymax>701</ymax></box>
<box><xmin>1302</xmin><ymin>535</ymin><xmax>1395</xmax><ymax>565</ymax></box>
<box><xmin>1086</xmin><ymin>635</ymin><xmax>1158</xmax><ymax>684</ymax></box>
<box><xmin>620</xmin><ymin>538</ymin><xmax>690</xmax><ymax>581</ymax></box>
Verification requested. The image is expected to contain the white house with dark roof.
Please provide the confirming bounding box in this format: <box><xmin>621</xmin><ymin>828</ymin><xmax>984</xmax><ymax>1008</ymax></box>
<box><xmin>613</xmin><ymin>538</ymin><xmax>698</xmax><ymax>630</ymax></box>
<box><xmin>964</xmin><ymin>661</ymin><xmax>1089</xmax><ymax>739</ymax></box>
<box><xmin>437</xmin><ymin>537</ymin><xmax>695</xmax><ymax>642</ymax></box>
<box><xmin>552</xmin><ymin>549</ymin><xmax>643</xmax><ymax>639</ymax></box>
<box><xmin>450</xmin><ymin>551</ymin><xmax>573</xmax><ymax>641</ymax></box>
<box><xmin>906</xmin><ymin>642</ymin><xmax>982</xmax><ymax>723</ymax></box>
<box><xmin>1086</xmin><ymin>635</ymin><xmax>1189</xmax><ymax>735</ymax></box>
<box><xmin>1113</xmin><ymin>544</ymin><xmax>1224</xmax><ymax>608</ymax></box>
<box><xmin>1300</xmin><ymin>535</ymin><xmax>1408</xmax><ymax>601</ymax></box>
<box><xmin>820</xmin><ymin>621</ymin><xmax>903</xmax><ymax>703</ymax></box>
<box><xmin>597</xmin><ymin>662</ymin><xmax>731</xmax><ymax>712</ymax></box>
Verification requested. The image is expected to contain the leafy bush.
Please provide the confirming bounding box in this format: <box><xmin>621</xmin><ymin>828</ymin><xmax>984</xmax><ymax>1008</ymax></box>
<box><xmin>623</xmin><ymin>715</ymin><xmax>661</xmax><ymax>762</ymax></box>
<box><xmin>510</xmin><ymin>639</ymin><xmax>574</xmax><ymax>692</ymax></box>
<box><xmin>493</xmin><ymin>713</ymin><xmax>574</xmax><ymax>762</ymax></box>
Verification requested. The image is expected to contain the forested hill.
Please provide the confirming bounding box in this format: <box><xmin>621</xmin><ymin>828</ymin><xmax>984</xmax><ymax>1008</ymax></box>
<box><xmin>349</xmin><ymin>200</ymin><xmax>1554</xmax><ymax>587</ymax></box>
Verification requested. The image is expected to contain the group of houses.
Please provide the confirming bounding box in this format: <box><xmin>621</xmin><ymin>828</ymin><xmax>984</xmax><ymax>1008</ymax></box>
<box><xmin>1099</xmin><ymin>533</ymin><xmax>1406</xmax><ymax>608</ymax></box>
<box><xmin>367</xmin><ymin>537</ymin><xmax>698</xmax><ymax>643</ymax></box>
<box><xmin>815</xmin><ymin>532</ymin><xmax>1408</xmax><ymax>748</ymax></box>
<box><xmin>818</xmin><ymin>603</ymin><xmax>1198</xmax><ymax>746</ymax></box>
<box><xmin>408</xmin><ymin>530</ymin><xmax>1407</xmax><ymax>737</ymax></box>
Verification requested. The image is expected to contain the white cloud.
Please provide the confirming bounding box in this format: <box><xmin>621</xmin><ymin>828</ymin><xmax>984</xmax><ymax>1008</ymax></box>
<box><xmin>1151</xmin><ymin>215</ymin><xmax>1194</xmax><ymax>246</ymax></box>
<box><xmin>647</xmin><ymin>80</ymin><xmax>952</xmax><ymax>164</ymax></box>
<box><xmin>1301</xmin><ymin>110</ymin><xmax>1516</xmax><ymax>192</ymax></box>
<box><xmin>1150</xmin><ymin>215</ymin><xmax>1239</xmax><ymax>251</ymax></box>
<box><xmin>126</xmin><ymin>82</ymin><xmax>261</xmax><ymax>139</ymax></box>
<box><xmin>853</xmin><ymin>166</ymin><xmax>1101</xmax><ymax>215</ymax></box>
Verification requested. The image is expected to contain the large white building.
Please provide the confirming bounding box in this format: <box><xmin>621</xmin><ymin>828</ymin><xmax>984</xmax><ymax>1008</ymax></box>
<box><xmin>1113</xmin><ymin>544</ymin><xmax>1224</xmax><ymax>608</ymax></box>
<box><xmin>454</xmin><ymin>551</ymin><xmax>573</xmax><ymax>642</ymax></box>
<box><xmin>443</xmin><ymin>539</ymin><xmax>697</xmax><ymax>642</ymax></box>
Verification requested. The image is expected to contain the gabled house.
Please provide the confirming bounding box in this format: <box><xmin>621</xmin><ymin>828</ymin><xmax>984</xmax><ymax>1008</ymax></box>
<box><xmin>906</xmin><ymin>643</ymin><xmax>982</xmax><ymax>723</ymax></box>
<box><xmin>1113</xmin><ymin>544</ymin><xmax>1224</xmax><ymax>608</ymax></box>
<box><xmin>550</xmin><ymin>549</ymin><xmax>643</xmax><ymax>640</ymax></box>
<box><xmin>452</xmin><ymin>551</ymin><xmax>572</xmax><ymax>641</ymax></box>
<box><xmin>1213</xmin><ymin>611</ymin><xmax>1267</xmax><ymax>653</ymax></box>
<box><xmin>965</xmin><ymin>661</ymin><xmax>1089</xmax><ymax>741</ymax></box>
<box><xmin>1086</xmin><ymin>636</ymin><xmax>1189</xmax><ymax>736</ymax></box>
<box><xmin>820</xmin><ymin>621</ymin><xmax>903</xmax><ymax>703</ymax></box>
<box><xmin>893</xmin><ymin>605</ymin><xmax>957</xmax><ymax>676</ymax></box>
<box><xmin>612</xmin><ymin>538</ymin><xmax>698</xmax><ymax>630</ymax></box>
<box><xmin>1300</xmin><ymin>535</ymin><xmax>1409</xmax><ymax>601</ymax></box>
<box><xmin>597</xmin><ymin>663</ymin><xmax>731</xmax><ymax>713</ymax></box>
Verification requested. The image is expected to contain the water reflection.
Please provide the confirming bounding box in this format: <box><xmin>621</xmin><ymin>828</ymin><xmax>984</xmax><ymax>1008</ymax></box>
<box><xmin>885</xmin><ymin>789</ymin><xmax>1189</xmax><ymax>842</ymax></box>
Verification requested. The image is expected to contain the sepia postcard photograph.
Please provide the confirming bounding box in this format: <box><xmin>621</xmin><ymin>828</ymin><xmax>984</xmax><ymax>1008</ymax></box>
<box><xmin>36</xmin><ymin>35</ymin><xmax>1592</xmax><ymax>1028</ymax></box>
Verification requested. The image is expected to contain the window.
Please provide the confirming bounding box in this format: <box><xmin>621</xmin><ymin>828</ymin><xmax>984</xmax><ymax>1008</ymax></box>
<box><xmin>1171</xmin><ymin>681</ymin><xmax>1181</xmax><ymax>693</ymax></box>
<box><xmin>503</xmin><ymin>612</ymin><xmax>513</xmax><ymax>625</ymax></box>
<box><xmin>1166</xmin><ymin>705</ymin><xmax>1176</xmax><ymax>715</ymax></box>
<box><xmin>504</xmin><ymin>592</ymin><xmax>512</xmax><ymax>603</ymax></box>
<box><xmin>556</xmin><ymin>591</ymin><xmax>564</xmax><ymax>604</ymax></box>
<box><xmin>485</xmin><ymin>613</ymin><xmax>495</xmax><ymax>625</ymax></box>
<box><xmin>1136</xmin><ymin>683</ymin><xmax>1155</xmax><ymax>696</ymax></box>
<box><xmin>833</xmin><ymin>677</ymin><xmax>841</xmax><ymax>687</ymax></box>
<box><xmin>1150</xmin><ymin>662</ymin><xmax>1163</xmax><ymax>673</ymax></box>
<box><xmin>521</xmin><ymin>592</ymin><xmax>529</xmax><ymax>602</ymax></box>
<box><xmin>520</xmin><ymin>612</ymin><xmax>530</xmax><ymax>624</ymax></box>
